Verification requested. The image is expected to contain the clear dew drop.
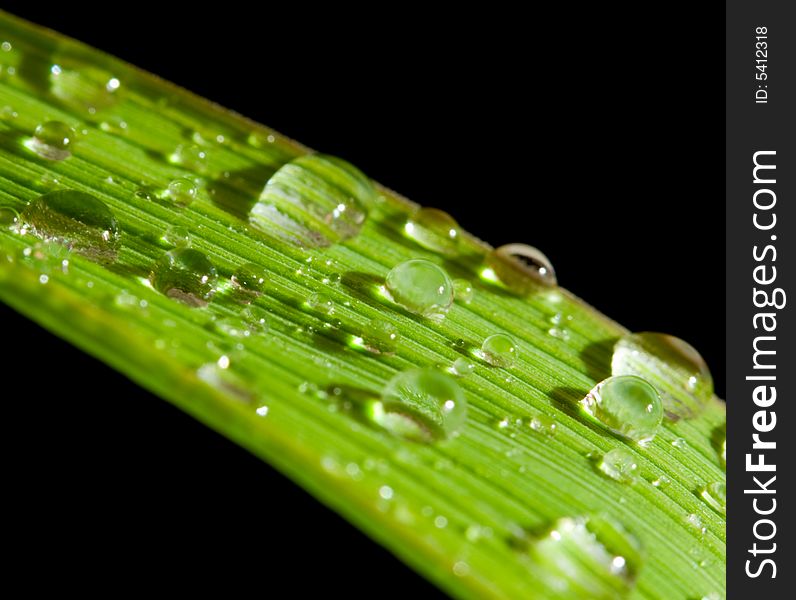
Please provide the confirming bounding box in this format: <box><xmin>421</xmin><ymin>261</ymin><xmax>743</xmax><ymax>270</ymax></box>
<box><xmin>581</xmin><ymin>375</ymin><xmax>663</xmax><ymax>443</ymax></box>
<box><xmin>26</xmin><ymin>121</ymin><xmax>76</xmax><ymax>161</ymax></box>
<box><xmin>612</xmin><ymin>331</ymin><xmax>714</xmax><ymax>421</ymax></box>
<box><xmin>700</xmin><ymin>482</ymin><xmax>726</xmax><ymax>515</ymax></box>
<box><xmin>171</xmin><ymin>143</ymin><xmax>208</xmax><ymax>173</ymax></box>
<box><xmin>529</xmin><ymin>414</ymin><xmax>557</xmax><ymax>436</ymax></box>
<box><xmin>453</xmin><ymin>278</ymin><xmax>474</xmax><ymax>304</ymax></box>
<box><xmin>528</xmin><ymin>515</ymin><xmax>643</xmax><ymax>599</ymax></box>
<box><xmin>687</xmin><ymin>513</ymin><xmax>707</xmax><ymax>536</ymax></box>
<box><xmin>0</xmin><ymin>205</ymin><xmax>19</xmax><ymax>226</ymax></box>
<box><xmin>162</xmin><ymin>225</ymin><xmax>190</xmax><ymax>247</ymax></box>
<box><xmin>20</xmin><ymin>190</ymin><xmax>120</xmax><ymax>262</ymax></box>
<box><xmin>480</xmin><ymin>333</ymin><xmax>518</xmax><ymax>368</ymax></box>
<box><xmin>362</xmin><ymin>318</ymin><xmax>399</xmax><ymax>355</ymax></box>
<box><xmin>150</xmin><ymin>247</ymin><xmax>217</xmax><ymax>307</ymax></box>
<box><xmin>307</xmin><ymin>292</ymin><xmax>335</xmax><ymax>315</ymax></box>
<box><xmin>231</xmin><ymin>262</ymin><xmax>268</xmax><ymax>297</ymax></box>
<box><xmin>651</xmin><ymin>474</ymin><xmax>671</xmax><ymax>488</ymax></box>
<box><xmin>485</xmin><ymin>243</ymin><xmax>557</xmax><ymax>294</ymax></box>
<box><xmin>451</xmin><ymin>357</ymin><xmax>475</xmax><ymax>377</ymax></box>
<box><xmin>385</xmin><ymin>259</ymin><xmax>454</xmax><ymax>319</ymax></box>
<box><xmin>368</xmin><ymin>368</ymin><xmax>467</xmax><ymax>442</ymax></box>
<box><xmin>250</xmin><ymin>153</ymin><xmax>374</xmax><ymax>247</ymax></box>
<box><xmin>598</xmin><ymin>448</ymin><xmax>638</xmax><ymax>483</ymax></box>
<box><xmin>404</xmin><ymin>207</ymin><xmax>460</xmax><ymax>256</ymax></box>
<box><xmin>671</xmin><ymin>437</ymin><xmax>688</xmax><ymax>450</ymax></box>
<box><xmin>165</xmin><ymin>178</ymin><xmax>198</xmax><ymax>207</ymax></box>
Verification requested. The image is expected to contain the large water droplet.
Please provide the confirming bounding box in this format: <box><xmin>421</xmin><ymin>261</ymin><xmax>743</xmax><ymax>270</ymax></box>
<box><xmin>404</xmin><ymin>207</ymin><xmax>460</xmax><ymax>256</ymax></box>
<box><xmin>369</xmin><ymin>369</ymin><xmax>467</xmax><ymax>442</ymax></box>
<box><xmin>581</xmin><ymin>375</ymin><xmax>662</xmax><ymax>443</ymax></box>
<box><xmin>250</xmin><ymin>154</ymin><xmax>374</xmax><ymax>247</ymax></box>
<box><xmin>480</xmin><ymin>333</ymin><xmax>518</xmax><ymax>368</ymax></box>
<box><xmin>20</xmin><ymin>190</ymin><xmax>120</xmax><ymax>262</ymax></box>
<box><xmin>598</xmin><ymin>448</ymin><xmax>638</xmax><ymax>483</ymax></box>
<box><xmin>700</xmin><ymin>482</ymin><xmax>726</xmax><ymax>515</ymax></box>
<box><xmin>25</xmin><ymin>121</ymin><xmax>76</xmax><ymax>161</ymax></box>
<box><xmin>528</xmin><ymin>515</ymin><xmax>643</xmax><ymax>599</ymax></box>
<box><xmin>150</xmin><ymin>247</ymin><xmax>217</xmax><ymax>307</ymax></box>
<box><xmin>612</xmin><ymin>332</ymin><xmax>713</xmax><ymax>420</ymax></box>
<box><xmin>485</xmin><ymin>243</ymin><xmax>557</xmax><ymax>293</ymax></box>
<box><xmin>385</xmin><ymin>259</ymin><xmax>453</xmax><ymax>319</ymax></box>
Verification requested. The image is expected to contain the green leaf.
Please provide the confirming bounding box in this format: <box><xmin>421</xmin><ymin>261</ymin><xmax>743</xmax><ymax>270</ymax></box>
<box><xmin>0</xmin><ymin>11</ymin><xmax>725</xmax><ymax>599</ymax></box>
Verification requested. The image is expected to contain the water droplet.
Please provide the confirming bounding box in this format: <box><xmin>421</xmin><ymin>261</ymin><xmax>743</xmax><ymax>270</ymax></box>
<box><xmin>671</xmin><ymin>437</ymin><xmax>688</xmax><ymax>450</ymax></box>
<box><xmin>197</xmin><ymin>361</ymin><xmax>253</xmax><ymax>403</ymax></box>
<box><xmin>451</xmin><ymin>357</ymin><xmax>474</xmax><ymax>377</ymax></box>
<box><xmin>453</xmin><ymin>278</ymin><xmax>474</xmax><ymax>304</ymax></box>
<box><xmin>231</xmin><ymin>262</ymin><xmax>268</xmax><ymax>297</ymax></box>
<box><xmin>612</xmin><ymin>332</ymin><xmax>713</xmax><ymax>420</ymax></box>
<box><xmin>529</xmin><ymin>414</ymin><xmax>557</xmax><ymax>436</ymax></box>
<box><xmin>307</xmin><ymin>292</ymin><xmax>335</xmax><ymax>315</ymax></box>
<box><xmin>165</xmin><ymin>178</ymin><xmax>198</xmax><ymax>206</ymax></box>
<box><xmin>49</xmin><ymin>61</ymin><xmax>120</xmax><ymax>113</ymax></box>
<box><xmin>485</xmin><ymin>243</ymin><xmax>557</xmax><ymax>294</ymax></box>
<box><xmin>170</xmin><ymin>143</ymin><xmax>208</xmax><ymax>173</ymax></box>
<box><xmin>581</xmin><ymin>376</ymin><xmax>663</xmax><ymax>443</ymax></box>
<box><xmin>368</xmin><ymin>368</ymin><xmax>467</xmax><ymax>442</ymax></box>
<box><xmin>529</xmin><ymin>515</ymin><xmax>642</xmax><ymax>598</ymax></box>
<box><xmin>686</xmin><ymin>513</ymin><xmax>706</xmax><ymax>536</ymax></box>
<box><xmin>480</xmin><ymin>333</ymin><xmax>518</xmax><ymax>368</ymax></box>
<box><xmin>700</xmin><ymin>482</ymin><xmax>726</xmax><ymax>514</ymax></box>
<box><xmin>384</xmin><ymin>259</ymin><xmax>453</xmax><ymax>319</ymax></box>
<box><xmin>1</xmin><ymin>105</ymin><xmax>18</xmax><ymax>120</ymax></box>
<box><xmin>362</xmin><ymin>318</ymin><xmax>399</xmax><ymax>355</ymax></box>
<box><xmin>651</xmin><ymin>474</ymin><xmax>671</xmax><ymax>488</ymax></box>
<box><xmin>379</xmin><ymin>485</ymin><xmax>394</xmax><ymax>500</ymax></box>
<box><xmin>598</xmin><ymin>448</ymin><xmax>638</xmax><ymax>483</ymax></box>
<box><xmin>150</xmin><ymin>247</ymin><xmax>217</xmax><ymax>307</ymax></box>
<box><xmin>134</xmin><ymin>187</ymin><xmax>156</xmax><ymax>202</ymax></box>
<box><xmin>162</xmin><ymin>225</ymin><xmax>190</xmax><ymax>247</ymax></box>
<box><xmin>26</xmin><ymin>121</ymin><xmax>76</xmax><ymax>161</ymax></box>
<box><xmin>250</xmin><ymin>154</ymin><xmax>373</xmax><ymax>247</ymax></box>
<box><xmin>452</xmin><ymin>561</ymin><xmax>470</xmax><ymax>577</ymax></box>
<box><xmin>404</xmin><ymin>207</ymin><xmax>460</xmax><ymax>256</ymax></box>
<box><xmin>0</xmin><ymin>205</ymin><xmax>19</xmax><ymax>226</ymax></box>
<box><xmin>20</xmin><ymin>190</ymin><xmax>120</xmax><ymax>262</ymax></box>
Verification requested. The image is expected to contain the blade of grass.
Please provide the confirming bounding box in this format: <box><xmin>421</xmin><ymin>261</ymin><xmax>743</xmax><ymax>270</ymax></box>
<box><xmin>0</xmin><ymin>11</ymin><xmax>725</xmax><ymax>599</ymax></box>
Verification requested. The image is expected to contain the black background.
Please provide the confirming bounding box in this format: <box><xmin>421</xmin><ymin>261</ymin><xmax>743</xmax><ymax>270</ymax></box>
<box><xmin>2</xmin><ymin>4</ymin><xmax>724</xmax><ymax>596</ymax></box>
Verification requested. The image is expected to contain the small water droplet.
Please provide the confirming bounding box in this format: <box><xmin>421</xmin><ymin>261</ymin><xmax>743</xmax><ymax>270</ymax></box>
<box><xmin>598</xmin><ymin>448</ymin><xmax>638</xmax><ymax>483</ymax></box>
<box><xmin>404</xmin><ymin>207</ymin><xmax>460</xmax><ymax>256</ymax></box>
<box><xmin>451</xmin><ymin>357</ymin><xmax>474</xmax><ymax>377</ymax></box>
<box><xmin>255</xmin><ymin>405</ymin><xmax>269</xmax><ymax>417</ymax></box>
<box><xmin>529</xmin><ymin>414</ymin><xmax>557</xmax><ymax>436</ymax></box>
<box><xmin>165</xmin><ymin>178</ymin><xmax>198</xmax><ymax>206</ymax></box>
<box><xmin>99</xmin><ymin>116</ymin><xmax>128</xmax><ymax>134</ymax></box>
<box><xmin>197</xmin><ymin>361</ymin><xmax>253</xmax><ymax>403</ymax></box>
<box><xmin>170</xmin><ymin>143</ymin><xmax>208</xmax><ymax>172</ymax></box>
<box><xmin>686</xmin><ymin>513</ymin><xmax>706</xmax><ymax>536</ymax></box>
<box><xmin>150</xmin><ymin>247</ymin><xmax>217</xmax><ymax>307</ymax></box>
<box><xmin>651</xmin><ymin>474</ymin><xmax>671</xmax><ymax>488</ymax></box>
<box><xmin>612</xmin><ymin>332</ymin><xmax>713</xmax><ymax>420</ymax></box>
<box><xmin>581</xmin><ymin>375</ymin><xmax>663</xmax><ymax>443</ymax></box>
<box><xmin>384</xmin><ymin>259</ymin><xmax>453</xmax><ymax>319</ymax></box>
<box><xmin>528</xmin><ymin>515</ymin><xmax>642</xmax><ymax>598</ymax></box>
<box><xmin>434</xmin><ymin>515</ymin><xmax>448</xmax><ymax>528</ymax></box>
<box><xmin>162</xmin><ymin>225</ymin><xmax>190</xmax><ymax>247</ymax></box>
<box><xmin>307</xmin><ymin>292</ymin><xmax>335</xmax><ymax>315</ymax></box>
<box><xmin>368</xmin><ymin>368</ymin><xmax>467</xmax><ymax>442</ymax></box>
<box><xmin>452</xmin><ymin>561</ymin><xmax>470</xmax><ymax>577</ymax></box>
<box><xmin>671</xmin><ymin>437</ymin><xmax>688</xmax><ymax>450</ymax></box>
<box><xmin>250</xmin><ymin>154</ymin><xmax>373</xmax><ymax>246</ymax></box>
<box><xmin>1</xmin><ymin>105</ymin><xmax>18</xmax><ymax>120</ymax></box>
<box><xmin>26</xmin><ymin>121</ymin><xmax>76</xmax><ymax>161</ymax></box>
<box><xmin>700</xmin><ymin>482</ymin><xmax>726</xmax><ymax>514</ymax></box>
<box><xmin>379</xmin><ymin>485</ymin><xmax>394</xmax><ymax>500</ymax></box>
<box><xmin>231</xmin><ymin>262</ymin><xmax>268</xmax><ymax>298</ymax></box>
<box><xmin>0</xmin><ymin>205</ymin><xmax>19</xmax><ymax>226</ymax></box>
<box><xmin>485</xmin><ymin>243</ymin><xmax>557</xmax><ymax>293</ymax></box>
<box><xmin>215</xmin><ymin>316</ymin><xmax>254</xmax><ymax>339</ymax></box>
<box><xmin>480</xmin><ymin>333</ymin><xmax>518</xmax><ymax>368</ymax></box>
<box><xmin>362</xmin><ymin>318</ymin><xmax>399</xmax><ymax>355</ymax></box>
<box><xmin>134</xmin><ymin>187</ymin><xmax>156</xmax><ymax>202</ymax></box>
<box><xmin>20</xmin><ymin>190</ymin><xmax>120</xmax><ymax>262</ymax></box>
<box><xmin>453</xmin><ymin>278</ymin><xmax>474</xmax><ymax>304</ymax></box>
